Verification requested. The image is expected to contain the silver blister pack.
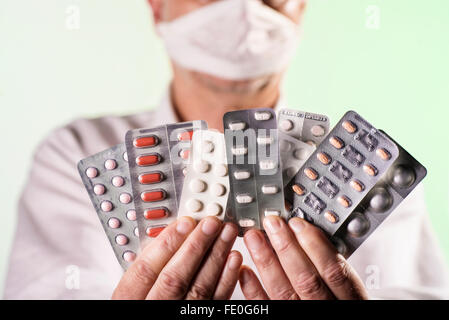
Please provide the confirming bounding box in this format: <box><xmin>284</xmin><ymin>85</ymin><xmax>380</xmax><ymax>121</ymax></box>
<box><xmin>279</xmin><ymin>131</ymin><xmax>315</xmax><ymax>187</ymax></box>
<box><xmin>78</xmin><ymin>144</ymin><xmax>139</xmax><ymax>270</ymax></box>
<box><xmin>278</xmin><ymin>108</ymin><xmax>330</xmax><ymax>146</ymax></box>
<box><xmin>331</xmin><ymin>130</ymin><xmax>427</xmax><ymax>257</ymax></box>
<box><xmin>224</xmin><ymin>108</ymin><xmax>285</xmax><ymax>235</ymax></box>
<box><xmin>291</xmin><ymin>111</ymin><xmax>400</xmax><ymax>237</ymax></box>
<box><xmin>178</xmin><ymin>130</ymin><xmax>230</xmax><ymax>221</ymax></box>
<box><xmin>125</xmin><ymin>121</ymin><xmax>207</xmax><ymax>247</ymax></box>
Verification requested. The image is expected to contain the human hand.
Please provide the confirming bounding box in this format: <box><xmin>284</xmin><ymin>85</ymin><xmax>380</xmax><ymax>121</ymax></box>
<box><xmin>112</xmin><ymin>216</ymin><xmax>242</xmax><ymax>300</ymax></box>
<box><xmin>239</xmin><ymin>216</ymin><xmax>368</xmax><ymax>300</ymax></box>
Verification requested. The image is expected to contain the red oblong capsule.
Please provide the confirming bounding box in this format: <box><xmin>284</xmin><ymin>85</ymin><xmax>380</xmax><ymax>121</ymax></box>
<box><xmin>134</xmin><ymin>136</ymin><xmax>158</xmax><ymax>148</ymax></box>
<box><xmin>141</xmin><ymin>190</ymin><xmax>166</xmax><ymax>202</ymax></box>
<box><xmin>144</xmin><ymin>208</ymin><xmax>168</xmax><ymax>220</ymax></box>
<box><xmin>138</xmin><ymin>172</ymin><xmax>163</xmax><ymax>184</ymax></box>
<box><xmin>177</xmin><ymin>130</ymin><xmax>193</xmax><ymax>141</ymax></box>
<box><xmin>147</xmin><ymin>226</ymin><xmax>166</xmax><ymax>238</ymax></box>
<box><xmin>136</xmin><ymin>154</ymin><xmax>161</xmax><ymax>166</ymax></box>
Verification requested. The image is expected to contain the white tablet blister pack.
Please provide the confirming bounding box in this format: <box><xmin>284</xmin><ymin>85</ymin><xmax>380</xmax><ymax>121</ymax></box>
<box><xmin>223</xmin><ymin>108</ymin><xmax>285</xmax><ymax>235</ymax></box>
<box><xmin>178</xmin><ymin>130</ymin><xmax>230</xmax><ymax>221</ymax></box>
<box><xmin>279</xmin><ymin>131</ymin><xmax>316</xmax><ymax>187</ymax></box>
<box><xmin>278</xmin><ymin>109</ymin><xmax>330</xmax><ymax>146</ymax></box>
<box><xmin>78</xmin><ymin>144</ymin><xmax>139</xmax><ymax>270</ymax></box>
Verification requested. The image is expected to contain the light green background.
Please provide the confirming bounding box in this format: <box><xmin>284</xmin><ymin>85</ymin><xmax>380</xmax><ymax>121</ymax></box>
<box><xmin>0</xmin><ymin>0</ymin><xmax>448</xmax><ymax>296</ymax></box>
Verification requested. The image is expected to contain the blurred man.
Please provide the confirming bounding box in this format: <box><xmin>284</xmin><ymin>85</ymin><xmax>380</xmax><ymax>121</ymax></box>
<box><xmin>4</xmin><ymin>0</ymin><xmax>449</xmax><ymax>299</ymax></box>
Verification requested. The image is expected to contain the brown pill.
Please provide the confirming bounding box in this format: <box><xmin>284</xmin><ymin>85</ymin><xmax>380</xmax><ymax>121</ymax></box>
<box><xmin>376</xmin><ymin>148</ymin><xmax>391</xmax><ymax>161</ymax></box>
<box><xmin>350</xmin><ymin>180</ymin><xmax>365</xmax><ymax>192</ymax></box>
<box><xmin>304</xmin><ymin>168</ymin><xmax>318</xmax><ymax>181</ymax></box>
<box><xmin>292</xmin><ymin>184</ymin><xmax>306</xmax><ymax>196</ymax></box>
<box><xmin>317</xmin><ymin>152</ymin><xmax>331</xmax><ymax>165</ymax></box>
<box><xmin>363</xmin><ymin>164</ymin><xmax>378</xmax><ymax>176</ymax></box>
<box><xmin>329</xmin><ymin>136</ymin><xmax>345</xmax><ymax>149</ymax></box>
<box><xmin>324</xmin><ymin>211</ymin><xmax>339</xmax><ymax>224</ymax></box>
<box><xmin>337</xmin><ymin>196</ymin><xmax>352</xmax><ymax>208</ymax></box>
<box><xmin>342</xmin><ymin>120</ymin><xmax>357</xmax><ymax>133</ymax></box>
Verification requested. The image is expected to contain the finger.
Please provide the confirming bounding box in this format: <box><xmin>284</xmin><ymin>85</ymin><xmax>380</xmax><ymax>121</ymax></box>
<box><xmin>243</xmin><ymin>229</ymin><xmax>298</xmax><ymax>300</ymax></box>
<box><xmin>238</xmin><ymin>266</ymin><xmax>269</xmax><ymax>300</ymax></box>
<box><xmin>289</xmin><ymin>218</ymin><xmax>369</xmax><ymax>300</ymax></box>
<box><xmin>213</xmin><ymin>251</ymin><xmax>243</xmax><ymax>300</ymax></box>
<box><xmin>185</xmin><ymin>223</ymin><xmax>239</xmax><ymax>300</ymax></box>
<box><xmin>112</xmin><ymin>216</ymin><xmax>196</xmax><ymax>299</ymax></box>
<box><xmin>263</xmin><ymin>216</ymin><xmax>334</xmax><ymax>300</ymax></box>
<box><xmin>147</xmin><ymin>216</ymin><xmax>223</xmax><ymax>299</ymax></box>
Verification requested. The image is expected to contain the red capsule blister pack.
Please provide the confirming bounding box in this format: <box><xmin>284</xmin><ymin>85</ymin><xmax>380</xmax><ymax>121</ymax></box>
<box><xmin>125</xmin><ymin>121</ymin><xmax>207</xmax><ymax>247</ymax></box>
<box><xmin>78</xmin><ymin>144</ymin><xmax>139</xmax><ymax>270</ymax></box>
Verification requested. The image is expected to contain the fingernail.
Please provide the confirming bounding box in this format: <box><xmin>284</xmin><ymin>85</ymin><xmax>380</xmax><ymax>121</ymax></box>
<box><xmin>289</xmin><ymin>218</ymin><xmax>306</xmax><ymax>233</ymax></box>
<box><xmin>228</xmin><ymin>254</ymin><xmax>241</xmax><ymax>270</ymax></box>
<box><xmin>220</xmin><ymin>224</ymin><xmax>237</xmax><ymax>242</ymax></box>
<box><xmin>239</xmin><ymin>268</ymin><xmax>252</xmax><ymax>285</ymax></box>
<box><xmin>263</xmin><ymin>216</ymin><xmax>282</xmax><ymax>234</ymax></box>
<box><xmin>245</xmin><ymin>231</ymin><xmax>263</xmax><ymax>252</ymax></box>
<box><xmin>202</xmin><ymin>217</ymin><xmax>221</xmax><ymax>235</ymax></box>
<box><xmin>176</xmin><ymin>217</ymin><xmax>195</xmax><ymax>234</ymax></box>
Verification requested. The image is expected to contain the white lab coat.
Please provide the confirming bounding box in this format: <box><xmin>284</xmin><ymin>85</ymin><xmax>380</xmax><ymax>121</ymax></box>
<box><xmin>4</xmin><ymin>91</ymin><xmax>449</xmax><ymax>299</ymax></box>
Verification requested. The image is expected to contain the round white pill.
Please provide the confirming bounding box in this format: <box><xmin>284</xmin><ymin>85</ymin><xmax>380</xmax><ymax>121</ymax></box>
<box><xmin>206</xmin><ymin>203</ymin><xmax>222</xmax><ymax>216</ymax></box>
<box><xmin>311</xmin><ymin>125</ymin><xmax>325</xmax><ymax>137</ymax></box>
<box><xmin>119</xmin><ymin>193</ymin><xmax>132</xmax><ymax>204</ymax></box>
<box><xmin>134</xmin><ymin>227</ymin><xmax>139</xmax><ymax>237</ymax></box>
<box><xmin>189</xmin><ymin>179</ymin><xmax>207</xmax><ymax>193</ymax></box>
<box><xmin>203</xmin><ymin>140</ymin><xmax>215</xmax><ymax>153</ymax></box>
<box><xmin>126</xmin><ymin>209</ymin><xmax>137</xmax><ymax>221</ymax></box>
<box><xmin>123</xmin><ymin>152</ymin><xmax>128</xmax><ymax>162</ymax></box>
<box><xmin>115</xmin><ymin>234</ymin><xmax>128</xmax><ymax>246</ymax></box>
<box><xmin>86</xmin><ymin>167</ymin><xmax>98</xmax><ymax>178</ymax></box>
<box><xmin>280</xmin><ymin>119</ymin><xmax>293</xmax><ymax>131</ymax></box>
<box><xmin>213</xmin><ymin>164</ymin><xmax>228</xmax><ymax>177</ymax></box>
<box><xmin>182</xmin><ymin>167</ymin><xmax>188</xmax><ymax>176</ymax></box>
<box><xmin>294</xmin><ymin>148</ymin><xmax>309</xmax><ymax>160</ymax></box>
<box><xmin>108</xmin><ymin>218</ymin><xmax>121</xmax><ymax>229</ymax></box>
<box><xmin>211</xmin><ymin>183</ymin><xmax>226</xmax><ymax>197</ymax></box>
<box><xmin>187</xmin><ymin>199</ymin><xmax>203</xmax><ymax>213</ymax></box>
<box><xmin>100</xmin><ymin>201</ymin><xmax>113</xmax><ymax>212</ymax></box>
<box><xmin>123</xmin><ymin>251</ymin><xmax>136</xmax><ymax>262</ymax></box>
<box><xmin>112</xmin><ymin>176</ymin><xmax>125</xmax><ymax>187</ymax></box>
<box><xmin>194</xmin><ymin>160</ymin><xmax>210</xmax><ymax>173</ymax></box>
<box><xmin>279</xmin><ymin>140</ymin><xmax>292</xmax><ymax>152</ymax></box>
<box><xmin>93</xmin><ymin>184</ymin><xmax>105</xmax><ymax>195</ymax></box>
<box><xmin>105</xmin><ymin>159</ymin><xmax>117</xmax><ymax>170</ymax></box>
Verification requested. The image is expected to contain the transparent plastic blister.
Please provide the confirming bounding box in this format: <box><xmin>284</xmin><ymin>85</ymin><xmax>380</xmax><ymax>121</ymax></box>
<box><xmin>78</xmin><ymin>144</ymin><xmax>138</xmax><ymax>270</ymax></box>
<box><xmin>278</xmin><ymin>109</ymin><xmax>330</xmax><ymax>146</ymax></box>
<box><xmin>224</xmin><ymin>108</ymin><xmax>285</xmax><ymax>235</ymax></box>
<box><xmin>178</xmin><ymin>130</ymin><xmax>230</xmax><ymax>221</ymax></box>
<box><xmin>125</xmin><ymin>121</ymin><xmax>207</xmax><ymax>248</ymax></box>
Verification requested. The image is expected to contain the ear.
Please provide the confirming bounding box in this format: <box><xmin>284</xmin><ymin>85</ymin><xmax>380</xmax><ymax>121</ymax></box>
<box><xmin>148</xmin><ymin>0</ymin><xmax>163</xmax><ymax>24</ymax></box>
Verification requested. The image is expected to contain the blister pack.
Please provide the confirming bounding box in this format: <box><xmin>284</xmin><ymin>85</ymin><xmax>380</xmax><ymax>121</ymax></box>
<box><xmin>279</xmin><ymin>131</ymin><xmax>315</xmax><ymax>187</ymax></box>
<box><xmin>278</xmin><ymin>109</ymin><xmax>330</xmax><ymax>146</ymax></box>
<box><xmin>223</xmin><ymin>108</ymin><xmax>285</xmax><ymax>235</ymax></box>
<box><xmin>125</xmin><ymin>121</ymin><xmax>207</xmax><ymax>247</ymax></box>
<box><xmin>178</xmin><ymin>130</ymin><xmax>230</xmax><ymax>221</ymax></box>
<box><xmin>78</xmin><ymin>144</ymin><xmax>138</xmax><ymax>270</ymax></box>
<box><xmin>331</xmin><ymin>130</ymin><xmax>427</xmax><ymax>257</ymax></box>
<box><xmin>291</xmin><ymin>111</ymin><xmax>400</xmax><ymax>238</ymax></box>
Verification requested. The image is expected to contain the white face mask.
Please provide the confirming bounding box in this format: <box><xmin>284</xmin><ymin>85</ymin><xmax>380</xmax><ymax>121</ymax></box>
<box><xmin>156</xmin><ymin>0</ymin><xmax>301</xmax><ymax>81</ymax></box>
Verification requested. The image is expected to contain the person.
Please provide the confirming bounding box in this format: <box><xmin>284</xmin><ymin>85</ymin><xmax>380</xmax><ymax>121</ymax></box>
<box><xmin>4</xmin><ymin>0</ymin><xmax>449</xmax><ymax>300</ymax></box>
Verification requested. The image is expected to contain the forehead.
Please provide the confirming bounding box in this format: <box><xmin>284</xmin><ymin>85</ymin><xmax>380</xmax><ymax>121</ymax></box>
<box><xmin>160</xmin><ymin>0</ymin><xmax>305</xmax><ymax>23</ymax></box>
